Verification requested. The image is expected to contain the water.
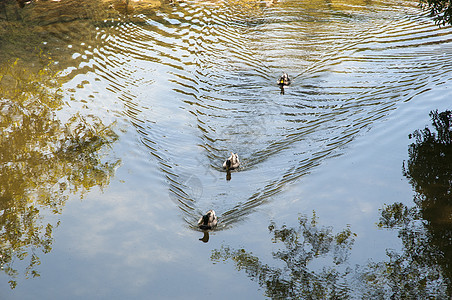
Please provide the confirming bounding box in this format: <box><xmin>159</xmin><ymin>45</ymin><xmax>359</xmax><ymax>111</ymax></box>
<box><xmin>1</xmin><ymin>0</ymin><xmax>452</xmax><ymax>298</ymax></box>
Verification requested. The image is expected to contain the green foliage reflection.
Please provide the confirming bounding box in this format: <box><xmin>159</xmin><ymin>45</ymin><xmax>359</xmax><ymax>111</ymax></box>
<box><xmin>0</xmin><ymin>59</ymin><xmax>119</xmax><ymax>288</ymax></box>
<box><xmin>211</xmin><ymin>212</ymin><xmax>356</xmax><ymax>299</ymax></box>
<box><xmin>365</xmin><ymin>110</ymin><xmax>452</xmax><ymax>298</ymax></box>
<box><xmin>365</xmin><ymin>201</ymin><xmax>449</xmax><ymax>299</ymax></box>
<box><xmin>420</xmin><ymin>0</ymin><xmax>452</xmax><ymax>26</ymax></box>
<box><xmin>211</xmin><ymin>111</ymin><xmax>452</xmax><ymax>298</ymax></box>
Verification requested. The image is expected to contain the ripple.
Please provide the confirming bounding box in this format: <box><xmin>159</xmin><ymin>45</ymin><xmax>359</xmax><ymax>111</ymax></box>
<box><xmin>62</xmin><ymin>0</ymin><xmax>452</xmax><ymax>229</ymax></box>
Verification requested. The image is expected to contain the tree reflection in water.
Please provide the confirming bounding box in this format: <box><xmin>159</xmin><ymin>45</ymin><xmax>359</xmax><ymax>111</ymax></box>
<box><xmin>0</xmin><ymin>59</ymin><xmax>119</xmax><ymax>288</ymax></box>
<box><xmin>211</xmin><ymin>110</ymin><xmax>452</xmax><ymax>298</ymax></box>
<box><xmin>360</xmin><ymin>110</ymin><xmax>451</xmax><ymax>298</ymax></box>
<box><xmin>211</xmin><ymin>212</ymin><xmax>356</xmax><ymax>299</ymax></box>
<box><xmin>365</xmin><ymin>110</ymin><xmax>452</xmax><ymax>298</ymax></box>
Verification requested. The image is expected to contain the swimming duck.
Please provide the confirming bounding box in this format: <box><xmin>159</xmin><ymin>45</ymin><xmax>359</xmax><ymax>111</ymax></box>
<box><xmin>223</xmin><ymin>152</ymin><xmax>240</xmax><ymax>171</ymax></box>
<box><xmin>278</xmin><ymin>72</ymin><xmax>291</xmax><ymax>86</ymax></box>
<box><xmin>198</xmin><ymin>209</ymin><xmax>218</xmax><ymax>230</ymax></box>
<box><xmin>277</xmin><ymin>72</ymin><xmax>291</xmax><ymax>94</ymax></box>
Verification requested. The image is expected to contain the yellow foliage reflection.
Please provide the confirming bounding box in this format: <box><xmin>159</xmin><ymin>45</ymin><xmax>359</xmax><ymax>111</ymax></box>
<box><xmin>0</xmin><ymin>59</ymin><xmax>119</xmax><ymax>289</ymax></box>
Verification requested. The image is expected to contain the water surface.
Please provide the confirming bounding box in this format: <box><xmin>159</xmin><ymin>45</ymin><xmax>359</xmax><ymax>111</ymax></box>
<box><xmin>0</xmin><ymin>0</ymin><xmax>451</xmax><ymax>298</ymax></box>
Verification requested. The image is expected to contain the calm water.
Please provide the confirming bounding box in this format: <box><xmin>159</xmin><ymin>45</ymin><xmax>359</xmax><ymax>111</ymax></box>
<box><xmin>1</xmin><ymin>0</ymin><xmax>451</xmax><ymax>298</ymax></box>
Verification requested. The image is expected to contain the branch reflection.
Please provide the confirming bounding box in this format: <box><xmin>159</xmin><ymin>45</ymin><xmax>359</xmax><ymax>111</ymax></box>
<box><xmin>211</xmin><ymin>212</ymin><xmax>356</xmax><ymax>299</ymax></box>
<box><xmin>368</xmin><ymin>110</ymin><xmax>452</xmax><ymax>298</ymax></box>
<box><xmin>0</xmin><ymin>59</ymin><xmax>119</xmax><ymax>288</ymax></box>
<box><xmin>210</xmin><ymin>110</ymin><xmax>452</xmax><ymax>298</ymax></box>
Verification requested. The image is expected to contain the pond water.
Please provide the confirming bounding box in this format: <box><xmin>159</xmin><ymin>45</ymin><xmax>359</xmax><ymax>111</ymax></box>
<box><xmin>1</xmin><ymin>0</ymin><xmax>452</xmax><ymax>298</ymax></box>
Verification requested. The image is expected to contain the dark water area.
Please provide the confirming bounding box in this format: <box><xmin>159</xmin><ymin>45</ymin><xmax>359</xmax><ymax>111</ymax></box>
<box><xmin>1</xmin><ymin>0</ymin><xmax>452</xmax><ymax>298</ymax></box>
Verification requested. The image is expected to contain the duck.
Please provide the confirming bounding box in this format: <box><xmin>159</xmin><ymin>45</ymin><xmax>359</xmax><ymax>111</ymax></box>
<box><xmin>278</xmin><ymin>72</ymin><xmax>291</xmax><ymax>86</ymax></box>
<box><xmin>198</xmin><ymin>209</ymin><xmax>218</xmax><ymax>230</ymax></box>
<box><xmin>223</xmin><ymin>152</ymin><xmax>240</xmax><ymax>171</ymax></box>
<box><xmin>277</xmin><ymin>72</ymin><xmax>291</xmax><ymax>94</ymax></box>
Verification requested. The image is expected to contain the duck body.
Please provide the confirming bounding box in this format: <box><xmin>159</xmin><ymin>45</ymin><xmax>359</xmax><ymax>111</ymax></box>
<box><xmin>198</xmin><ymin>210</ymin><xmax>218</xmax><ymax>230</ymax></box>
<box><xmin>223</xmin><ymin>152</ymin><xmax>240</xmax><ymax>171</ymax></box>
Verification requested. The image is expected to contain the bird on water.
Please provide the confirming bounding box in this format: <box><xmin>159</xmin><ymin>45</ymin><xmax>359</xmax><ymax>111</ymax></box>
<box><xmin>198</xmin><ymin>209</ymin><xmax>218</xmax><ymax>230</ymax></box>
<box><xmin>277</xmin><ymin>72</ymin><xmax>291</xmax><ymax>94</ymax></box>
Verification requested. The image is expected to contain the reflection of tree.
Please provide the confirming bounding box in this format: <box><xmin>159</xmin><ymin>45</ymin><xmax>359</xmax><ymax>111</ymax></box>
<box><xmin>405</xmin><ymin>110</ymin><xmax>452</xmax><ymax>283</ymax></box>
<box><xmin>406</xmin><ymin>110</ymin><xmax>451</xmax><ymax>295</ymax></box>
<box><xmin>210</xmin><ymin>111</ymin><xmax>452</xmax><ymax>298</ymax></box>
<box><xmin>353</xmin><ymin>201</ymin><xmax>449</xmax><ymax>299</ymax></box>
<box><xmin>211</xmin><ymin>212</ymin><xmax>356</xmax><ymax>299</ymax></box>
<box><xmin>359</xmin><ymin>110</ymin><xmax>452</xmax><ymax>298</ymax></box>
<box><xmin>405</xmin><ymin>110</ymin><xmax>452</xmax><ymax>221</ymax></box>
<box><xmin>0</xmin><ymin>59</ymin><xmax>119</xmax><ymax>288</ymax></box>
<box><xmin>420</xmin><ymin>0</ymin><xmax>452</xmax><ymax>26</ymax></box>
